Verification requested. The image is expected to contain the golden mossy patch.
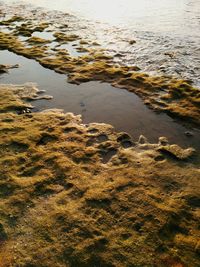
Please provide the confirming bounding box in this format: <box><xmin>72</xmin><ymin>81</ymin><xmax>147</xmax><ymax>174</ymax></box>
<box><xmin>0</xmin><ymin>84</ymin><xmax>199</xmax><ymax>267</ymax></box>
<box><xmin>26</xmin><ymin>36</ymin><xmax>51</xmax><ymax>45</ymax></box>
<box><xmin>13</xmin><ymin>22</ymin><xmax>49</xmax><ymax>37</ymax></box>
<box><xmin>53</xmin><ymin>32</ymin><xmax>80</xmax><ymax>43</ymax></box>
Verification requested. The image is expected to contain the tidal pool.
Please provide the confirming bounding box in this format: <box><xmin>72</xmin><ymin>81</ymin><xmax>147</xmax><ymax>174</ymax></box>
<box><xmin>1</xmin><ymin>50</ymin><xmax>199</xmax><ymax>149</ymax></box>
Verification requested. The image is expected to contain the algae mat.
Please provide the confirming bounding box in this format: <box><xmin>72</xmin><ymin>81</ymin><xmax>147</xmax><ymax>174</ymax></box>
<box><xmin>0</xmin><ymin>83</ymin><xmax>200</xmax><ymax>267</ymax></box>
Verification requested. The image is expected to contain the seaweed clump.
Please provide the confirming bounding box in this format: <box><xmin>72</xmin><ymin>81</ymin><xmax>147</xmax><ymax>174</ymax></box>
<box><xmin>26</xmin><ymin>36</ymin><xmax>51</xmax><ymax>45</ymax></box>
<box><xmin>14</xmin><ymin>22</ymin><xmax>49</xmax><ymax>37</ymax></box>
<box><xmin>0</xmin><ymin>32</ymin><xmax>49</xmax><ymax>59</ymax></box>
<box><xmin>53</xmin><ymin>32</ymin><xmax>80</xmax><ymax>43</ymax></box>
<box><xmin>0</xmin><ymin>83</ymin><xmax>199</xmax><ymax>267</ymax></box>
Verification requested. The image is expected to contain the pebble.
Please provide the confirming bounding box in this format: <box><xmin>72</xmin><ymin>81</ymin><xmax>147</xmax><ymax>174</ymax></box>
<box><xmin>129</xmin><ymin>40</ymin><xmax>136</xmax><ymax>45</ymax></box>
<box><xmin>184</xmin><ymin>131</ymin><xmax>193</xmax><ymax>137</ymax></box>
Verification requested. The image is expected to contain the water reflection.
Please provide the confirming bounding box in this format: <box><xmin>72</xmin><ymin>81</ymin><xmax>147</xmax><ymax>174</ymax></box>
<box><xmin>6</xmin><ymin>0</ymin><xmax>199</xmax><ymax>35</ymax></box>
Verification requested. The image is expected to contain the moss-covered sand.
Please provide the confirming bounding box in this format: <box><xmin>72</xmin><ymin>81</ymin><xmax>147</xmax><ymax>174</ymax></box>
<box><xmin>0</xmin><ymin>83</ymin><xmax>200</xmax><ymax>267</ymax></box>
<box><xmin>0</xmin><ymin>16</ymin><xmax>200</xmax><ymax>126</ymax></box>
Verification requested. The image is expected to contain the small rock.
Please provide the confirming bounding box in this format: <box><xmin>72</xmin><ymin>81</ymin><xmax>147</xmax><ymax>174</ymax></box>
<box><xmin>184</xmin><ymin>131</ymin><xmax>193</xmax><ymax>137</ymax></box>
<box><xmin>80</xmin><ymin>101</ymin><xmax>85</xmax><ymax>107</ymax></box>
<box><xmin>138</xmin><ymin>135</ymin><xmax>148</xmax><ymax>144</ymax></box>
<box><xmin>159</xmin><ymin>137</ymin><xmax>169</xmax><ymax>146</ymax></box>
<box><xmin>164</xmin><ymin>51</ymin><xmax>176</xmax><ymax>58</ymax></box>
<box><xmin>115</xmin><ymin>53</ymin><xmax>124</xmax><ymax>58</ymax></box>
<box><xmin>129</xmin><ymin>40</ymin><xmax>136</xmax><ymax>45</ymax></box>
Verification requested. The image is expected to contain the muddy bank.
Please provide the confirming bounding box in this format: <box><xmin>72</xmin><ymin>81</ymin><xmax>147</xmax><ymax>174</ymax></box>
<box><xmin>0</xmin><ymin>83</ymin><xmax>200</xmax><ymax>267</ymax></box>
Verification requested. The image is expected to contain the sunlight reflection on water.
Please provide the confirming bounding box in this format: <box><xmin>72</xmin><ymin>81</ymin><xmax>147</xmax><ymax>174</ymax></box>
<box><xmin>7</xmin><ymin>0</ymin><xmax>200</xmax><ymax>34</ymax></box>
<box><xmin>1</xmin><ymin>0</ymin><xmax>200</xmax><ymax>84</ymax></box>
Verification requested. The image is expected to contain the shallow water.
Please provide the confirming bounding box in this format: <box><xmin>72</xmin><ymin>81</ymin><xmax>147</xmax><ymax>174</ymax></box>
<box><xmin>1</xmin><ymin>50</ymin><xmax>200</xmax><ymax>149</ymax></box>
<box><xmin>1</xmin><ymin>0</ymin><xmax>200</xmax><ymax>85</ymax></box>
<box><xmin>4</xmin><ymin>0</ymin><xmax>199</xmax><ymax>33</ymax></box>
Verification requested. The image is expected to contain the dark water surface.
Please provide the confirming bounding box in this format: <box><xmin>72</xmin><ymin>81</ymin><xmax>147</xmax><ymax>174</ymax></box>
<box><xmin>1</xmin><ymin>50</ymin><xmax>200</xmax><ymax>149</ymax></box>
